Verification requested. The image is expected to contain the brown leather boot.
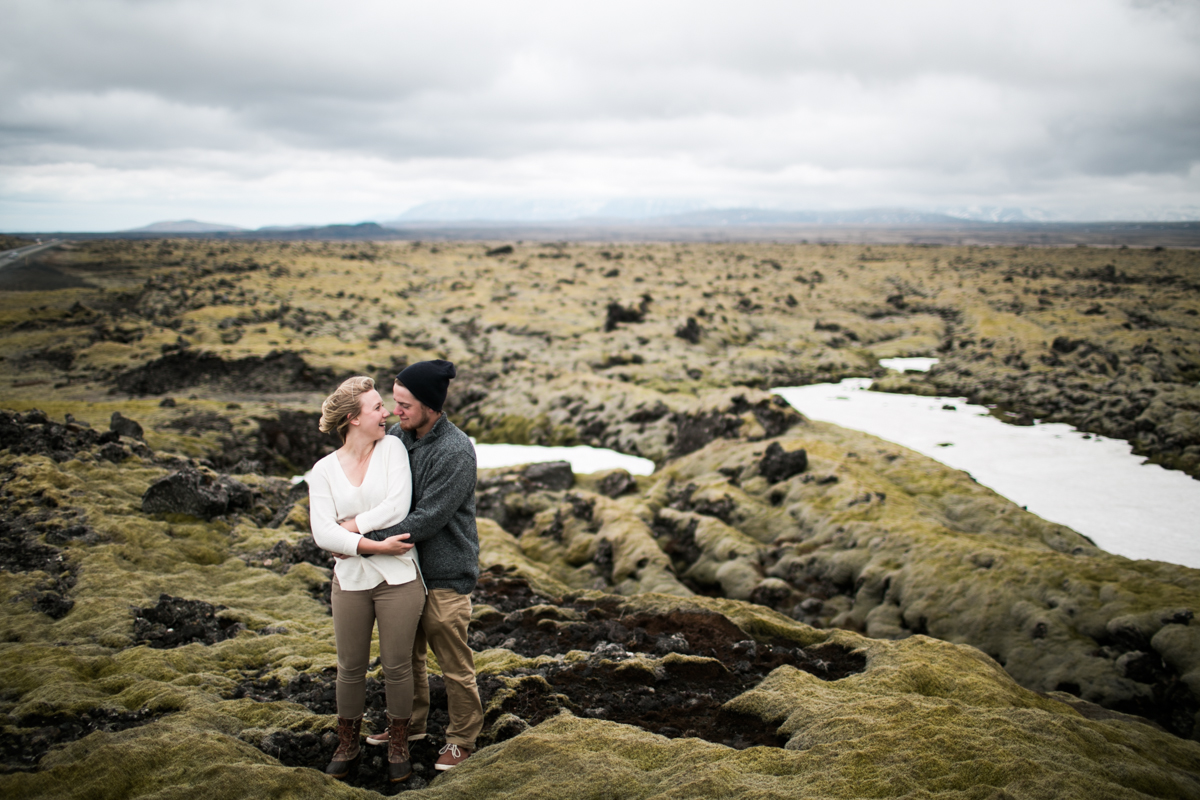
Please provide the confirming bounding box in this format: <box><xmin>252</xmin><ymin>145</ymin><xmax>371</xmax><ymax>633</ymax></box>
<box><xmin>386</xmin><ymin>715</ymin><xmax>413</xmax><ymax>783</ymax></box>
<box><xmin>324</xmin><ymin>716</ymin><xmax>362</xmax><ymax>779</ymax></box>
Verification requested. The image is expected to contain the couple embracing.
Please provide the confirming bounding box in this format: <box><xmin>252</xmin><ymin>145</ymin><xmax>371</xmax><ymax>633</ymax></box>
<box><xmin>307</xmin><ymin>360</ymin><xmax>482</xmax><ymax>784</ymax></box>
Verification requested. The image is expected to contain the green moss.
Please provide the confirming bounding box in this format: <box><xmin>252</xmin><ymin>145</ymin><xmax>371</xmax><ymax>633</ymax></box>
<box><xmin>1</xmin><ymin>713</ymin><xmax>375</xmax><ymax>800</ymax></box>
<box><xmin>477</xmin><ymin>518</ymin><xmax>574</xmax><ymax>597</ymax></box>
<box><xmin>469</xmin><ymin>414</ymin><xmax>578</xmax><ymax>447</ymax></box>
<box><xmin>417</xmin><ymin>709</ymin><xmax>1200</xmax><ymax>800</ymax></box>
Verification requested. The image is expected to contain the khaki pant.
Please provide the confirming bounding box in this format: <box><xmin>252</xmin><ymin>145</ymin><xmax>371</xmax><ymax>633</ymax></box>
<box><xmin>331</xmin><ymin>576</ymin><xmax>425</xmax><ymax>720</ymax></box>
<box><xmin>410</xmin><ymin>588</ymin><xmax>484</xmax><ymax>748</ymax></box>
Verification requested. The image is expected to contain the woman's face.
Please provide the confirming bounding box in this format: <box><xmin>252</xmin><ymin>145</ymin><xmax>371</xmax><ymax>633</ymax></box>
<box><xmin>352</xmin><ymin>389</ymin><xmax>389</xmax><ymax>441</ymax></box>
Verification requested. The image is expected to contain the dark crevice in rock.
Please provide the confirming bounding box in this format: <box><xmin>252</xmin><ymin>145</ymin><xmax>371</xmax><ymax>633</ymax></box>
<box><xmin>651</xmin><ymin>514</ymin><xmax>703</xmax><ymax>577</ymax></box>
<box><xmin>666</xmin><ymin>482</ymin><xmax>737</xmax><ymax>525</ymax></box>
<box><xmin>759</xmin><ymin>442</ymin><xmax>808</xmax><ymax>483</ymax></box>
<box><xmin>1087</xmin><ymin>630</ymin><xmax>1199</xmax><ymax>739</ymax></box>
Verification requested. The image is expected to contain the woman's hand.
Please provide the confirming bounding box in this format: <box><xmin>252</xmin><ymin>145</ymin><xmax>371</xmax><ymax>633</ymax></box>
<box><xmin>340</xmin><ymin>518</ymin><xmax>361</xmax><ymax>533</ymax></box>
<box><xmin>354</xmin><ymin>533</ymin><xmax>413</xmax><ymax>556</ymax></box>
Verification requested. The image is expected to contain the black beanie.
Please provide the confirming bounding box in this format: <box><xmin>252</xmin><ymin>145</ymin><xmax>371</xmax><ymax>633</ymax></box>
<box><xmin>396</xmin><ymin>360</ymin><xmax>456</xmax><ymax>412</ymax></box>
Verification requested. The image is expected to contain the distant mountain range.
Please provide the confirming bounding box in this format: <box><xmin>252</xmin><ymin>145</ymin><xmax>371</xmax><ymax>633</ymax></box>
<box><xmin>389</xmin><ymin>198</ymin><xmax>710</xmax><ymax>223</ymax></box>
<box><xmin>124</xmin><ymin>219</ymin><xmax>245</xmax><ymax>233</ymax></box>
<box><xmin>644</xmin><ymin>208</ymin><xmax>967</xmax><ymax>226</ymax></box>
<box><xmin>388</xmin><ymin>201</ymin><xmax>1001</xmax><ymax>226</ymax></box>
<box><xmin>108</xmin><ymin>203</ymin><xmax>1200</xmax><ymax>245</ymax></box>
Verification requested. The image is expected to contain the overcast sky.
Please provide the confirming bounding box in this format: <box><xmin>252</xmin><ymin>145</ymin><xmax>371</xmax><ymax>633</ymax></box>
<box><xmin>3</xmin><ymin>0</ymin><xmax>1199</xmax><ymax>230</ymax></box>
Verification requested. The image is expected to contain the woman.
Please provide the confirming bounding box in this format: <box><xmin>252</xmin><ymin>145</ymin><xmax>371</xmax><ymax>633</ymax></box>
<box><xmin>309</xmin><ymin>376</ymin><xmax>424</xmax><ymax>783</ymax></box>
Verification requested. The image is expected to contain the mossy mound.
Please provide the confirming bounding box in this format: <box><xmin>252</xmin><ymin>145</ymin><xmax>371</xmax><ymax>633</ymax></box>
<box><xmin>423</xmin><ymin>701</ymin><xmax>1200</xmax><ymax>800</ymax></box>
<box><xmin>3</xmin><ymin>709</ymin><xmax>375</xmax><ymax>800</ymax></box>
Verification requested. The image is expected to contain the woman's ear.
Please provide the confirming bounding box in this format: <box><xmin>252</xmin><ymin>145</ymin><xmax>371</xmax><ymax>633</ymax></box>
<box><xmin>348</xmin><ymin>414</ymin><xmax>360</xmax><ymax>427</ymax></box>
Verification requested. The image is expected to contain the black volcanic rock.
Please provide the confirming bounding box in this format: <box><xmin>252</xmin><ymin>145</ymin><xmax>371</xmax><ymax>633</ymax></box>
<box><xmin>759</xmin><ymin>442</ymin><xmax>809</xmax><ymax>483</ymax></box>
<box><xmin>141</xmin><ymin>467</ymin><xmax>251</xmax><ymax>519</ymax></box>
<box><xmin>133</xmin><ymin>594</ymin><xmax>243</xmax><ymax>648</ymax></box>
<box><xmin>599</xmin><ymin>469</ymin><xmax>637</xmax><ymax>498</ymax></box>
<box><xmin>109</xmin><ymin>411</ymin><xmax>144</xmax><ymax>440</ymax></box>
<box><xmin>675</xmin><ymin>317</ymin><xmax>702</xmax><ymax>344</ymax></box>
<box><xmin>523</xmin><ymin>461</ymin><xmax>574</xmax><ymax>491</ymax></box>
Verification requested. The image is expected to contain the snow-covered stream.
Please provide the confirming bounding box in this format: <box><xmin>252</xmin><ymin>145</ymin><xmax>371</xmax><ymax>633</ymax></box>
<box><xmin>774</xmin><ymin>359</ymin><xmax>1200</xmax><ymax>569</ymax></box>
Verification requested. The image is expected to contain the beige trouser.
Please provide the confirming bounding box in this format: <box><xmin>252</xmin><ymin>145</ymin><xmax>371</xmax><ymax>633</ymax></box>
<box><xmin>410</xmin><ymin>588</ymin><xmax>484</xmax><ymax>748</ymax></box>
<box><xmin>331</xmin><ymin>575</ymin><xmax>425</xmax><ymax>720</ymax></box>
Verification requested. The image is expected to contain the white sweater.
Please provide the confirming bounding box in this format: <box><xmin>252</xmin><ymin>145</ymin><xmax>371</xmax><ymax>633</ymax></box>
<box><xmin>308</xmin><ymin>436</ymin><xmax>419</xmax><ymax>591</ymax></box>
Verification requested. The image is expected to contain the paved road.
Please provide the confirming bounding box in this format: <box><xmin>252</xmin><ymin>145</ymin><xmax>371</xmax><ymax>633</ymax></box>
<box><xmin>1</xmin><ymin>239</ymin><xmax>64</xmax><ymax>269</ymax></box>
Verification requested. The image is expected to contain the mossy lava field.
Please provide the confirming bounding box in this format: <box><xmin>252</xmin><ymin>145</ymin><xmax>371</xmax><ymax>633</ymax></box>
<box><xmin>1</xmin><ymin>238</ymin><xmax>1198</xmax><ymax>799</ymax></box>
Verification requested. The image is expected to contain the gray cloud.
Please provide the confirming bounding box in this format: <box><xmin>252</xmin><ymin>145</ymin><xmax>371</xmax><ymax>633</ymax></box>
<box><xmin>2</xmin><ymin>0</ymin><xmax>1199</xmax><ymax>229</ymax></box>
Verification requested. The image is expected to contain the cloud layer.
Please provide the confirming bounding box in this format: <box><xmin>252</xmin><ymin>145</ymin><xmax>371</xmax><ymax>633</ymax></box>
<box><xmin>3</xmin><ymin>0</ymin><xmax>1199</xmax><ymax>229</ymax></box>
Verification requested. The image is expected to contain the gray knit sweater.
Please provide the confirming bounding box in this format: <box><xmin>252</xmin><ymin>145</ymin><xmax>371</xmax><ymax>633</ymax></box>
<box><xmin>364</xmin><ymin>415</ymin><xmax>480</xmax><ymax>594</ymax></box>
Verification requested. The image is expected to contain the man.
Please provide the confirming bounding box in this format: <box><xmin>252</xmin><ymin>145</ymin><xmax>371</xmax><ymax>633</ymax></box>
<box><xmin>362</xmin><ymin>359</ymin><xmax>483</xmax><ymax>771</ymax></box>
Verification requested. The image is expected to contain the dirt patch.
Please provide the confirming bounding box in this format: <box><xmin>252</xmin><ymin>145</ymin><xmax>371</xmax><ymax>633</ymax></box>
<box><xmin>468</xmin><ymin>571</ymin><xmax>864</xmax><ymax>749</ymax></box>
<box><xmin>114</xmin><ymin>349</ymin><xmax>342</xmax><ymax>396</ymax></box>
<box><xmin>162</xmin><ymin>411</ymin><xmax>234</xmax><ymax>435</ymax></box>
<box><xmin>0</xmin><ymin>507</ymin><xmax>81</xmax><ymax>620</ymax></box>
<box><xmin>671</xmin><ymin>411</ymin><xmax>745</xmax><ymax>458</ymax></box>
<box><xmin>232</xmin><ymin>667</ymin><xmax>457</xmax><ymax>793</ymax></box>
<box><xmin>227</xmin><ymin>570</ymin><xmax>863</xmax><ymax>789</ymax></box>
<box><xmin>132</xmin><ymin>594</ymin><xmax>245</xmax><ymax>648</ymax></box>
<box><xmin>0</xmin><ymin>409</ymin><xmax>118</xmax><ymax>463</ymax></box>
<box><xmin>243</xmin><ymin>536</ymin><xmax>333</xmax><ymax>573</ymax></box>
<box><xmin>487</xmin><ymin>654</ymin><xmax>793</xmax><ymax>749</ymax></box>
<box><xmin>0</xmin><ymin>517</ymin><xmax>68</xmax><ymax>577</ymax></box>
<box><xmin>471</xmin><ymin>570</ymin><xmax>555</xmax><ymax>613</ymax></box>
<box><xmin>0</xmin><ymin>708</ymin><xmax>159</xmax><ymax>774</ymax></box>
<box><xmin>0</xmin><ymin>261</ymin><xmax>94</xmax><ymax>292</ymax></box>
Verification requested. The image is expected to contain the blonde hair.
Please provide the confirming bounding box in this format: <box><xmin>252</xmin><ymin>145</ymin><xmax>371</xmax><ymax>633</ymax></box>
<box><xmin>319</xmin><ymin>376</ymin><xmax>376</xmax><ymax>443</ymax></box>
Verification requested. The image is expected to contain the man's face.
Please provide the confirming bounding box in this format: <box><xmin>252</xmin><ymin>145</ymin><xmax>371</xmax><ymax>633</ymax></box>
<box><xmin>392</xmin><ymin>383</ymin><xmax>436</xmax><ymax>433</ymax></box>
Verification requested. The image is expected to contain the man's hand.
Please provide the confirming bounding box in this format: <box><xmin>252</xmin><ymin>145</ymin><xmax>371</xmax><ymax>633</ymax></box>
<box><xmin>352</xmin><ymin>532</ymin><xmax>413</xmax><ymax>556</ymax></box>
<box><xmin>375</xmin><ymin>533</ymin><xmax>414</xmax><ymax>555</ymax></box>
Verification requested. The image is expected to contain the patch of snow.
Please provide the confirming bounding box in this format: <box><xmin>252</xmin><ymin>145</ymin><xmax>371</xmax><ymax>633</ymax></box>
<box><xmin>774</xmin><ymin>379</ymin><xmax>1200</xmax><ymax>569</ymax></box>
